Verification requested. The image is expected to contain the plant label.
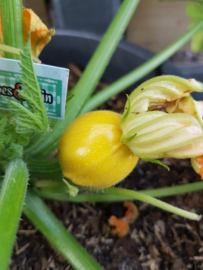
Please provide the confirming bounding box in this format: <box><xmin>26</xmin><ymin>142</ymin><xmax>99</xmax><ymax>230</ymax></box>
<box><xmin>0</xmin><ymin>58</ymin><xmax>69</xmax><ymax>120</ymax></box>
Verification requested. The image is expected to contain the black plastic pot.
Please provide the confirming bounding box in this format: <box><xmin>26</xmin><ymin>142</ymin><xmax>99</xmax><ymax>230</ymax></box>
<box><xmin>40</xmin><ymin>30</ymin><xmax>158</xmax><ymax>91</ymax></box>
<box><xmin>161</xmin><ymin>61</ymin><xmax>203</xmax><ymax>82</ymax></box>
<box><xmin>51</xmin><ymin>0</ymin><xmax>120</xmax><ymax>35</ymax></box>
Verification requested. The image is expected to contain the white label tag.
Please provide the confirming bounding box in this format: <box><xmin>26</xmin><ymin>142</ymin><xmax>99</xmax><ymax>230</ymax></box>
<box><xmin>0</xmin><ymin>58</ymin><xmax>69</xmax><ymax>120</ymax></box>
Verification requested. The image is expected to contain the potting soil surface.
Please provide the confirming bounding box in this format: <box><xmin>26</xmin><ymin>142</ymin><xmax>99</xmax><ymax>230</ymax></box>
<box><xmin>11</xmin><ymin>59</ymin><xmax>203</xmax><ymax>270</ymax></box>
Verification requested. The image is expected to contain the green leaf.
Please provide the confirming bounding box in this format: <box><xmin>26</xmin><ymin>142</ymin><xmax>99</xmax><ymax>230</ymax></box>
<box><xmin>121</xmin><ymin>95</ymin><xmax>131</xmax><ymax>125</ymax></box>
<box><xmin>7</xmin><ymin>37</ymin><xmax>49</xmax><ymax>134</ymax></box>
<box><xmin>7</xmin><ymin>143</ymin><xmax>23</xmax><ymax>159</ymax></box>
<box><xmin>141</xmin><ymin>157</ymin><xmax>170</xmax><ymax>171</ymax></box>
<box><xmin>0</xmin><ymin>142</ymin><xmax>23</xmax><ymax>168</ymax></box>
<box><xmin>0</xmin><ymin>117</ymin><xmax>7</xmax><ymax>149</ymax></box>
<box><xmin>187</xmin><ymin>3</ymin><xmax>203</xmax><ymax>19</ymax></box>
<box><xmin>27</xmin><ymin>158</ymin><xmax>62</xmax><ymax>179</ymax></box>
<box><xmin>186</xmin><ymin>3</ymin><xmax>203</xmax><ymax>52</ymax></box>
<box><xmin>18</xmin><ymin>134</ymin><xmax>30</xmax><ymax>146</ymax></box>
<box><xmin>191</xmin><ymin>28</ymin><xmax>203</xmax><ymax>52</ymax></box>
<box><xmin>0</xmin><ymin>111</ymin><xmax>5</xmax><ymax>119</ymax></box>
<box><xmin>121</xmin><ymin>133</ymin><xmax>137</xmax><ymax>143</ymax></box>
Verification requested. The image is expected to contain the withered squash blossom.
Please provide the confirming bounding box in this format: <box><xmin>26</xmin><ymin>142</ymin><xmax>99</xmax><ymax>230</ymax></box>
<box><xmin>0</xmin><ymin>9</ymin><xmax>54</xmax><ymax>57</ymax></box>
<box><xmin>120</xmin><ymin>75</ymin><xmax>203</xmax><ymax>178</ymax></box>
<box><xmin>23</xmin><ymin>9</ymin><xmax>54</xmax><ymax>57</ymax></box>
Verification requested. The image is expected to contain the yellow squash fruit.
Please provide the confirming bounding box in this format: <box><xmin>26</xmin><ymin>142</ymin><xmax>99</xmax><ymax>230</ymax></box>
<box><xmin>58</xmin><ymin>111</ymin><xmax>138</xmax><ymax>189</ymax></box>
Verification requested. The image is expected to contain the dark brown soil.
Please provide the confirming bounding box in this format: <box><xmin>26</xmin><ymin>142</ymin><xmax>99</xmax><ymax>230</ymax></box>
<box><xmin>10</xmin><ymin>63</ymin><xmax>203</xmax><ymax>270</ymax></box>
<box><xmin>11</xmin><ymin>159</ymin><xmax>203</xmax><ymax>270</ymax></box>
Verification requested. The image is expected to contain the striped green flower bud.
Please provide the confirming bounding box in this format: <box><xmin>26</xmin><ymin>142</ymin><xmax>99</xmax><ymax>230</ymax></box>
<box><xmin>120</xmin><ymin>76</ymin><xmax>203</xmax><ymax>160</ymax></box>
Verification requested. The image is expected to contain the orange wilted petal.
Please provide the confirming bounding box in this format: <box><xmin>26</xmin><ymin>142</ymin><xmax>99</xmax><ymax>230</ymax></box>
<box><xmin>195</xmin><ymin>155</ymin><xmax>203</xmax><ymax>180</ymax></box>
<box><xmin>23</xmin><ymin>9</ymin><xmax>54</xmax><ymax>57</ymax></box>
<box><xmin>108</xmin><ymin>216</ymin><xmax>129</xmax><ymax>237</ymax></box>
<box><xmin>123</xmin><ymin>202</ymin><xmax>139</xmax><ymax>224</ymax></box>
<box><xmin>108</xmin><ymin>202</ymin><xmax>138</xmax><ymax>237</ymax></box>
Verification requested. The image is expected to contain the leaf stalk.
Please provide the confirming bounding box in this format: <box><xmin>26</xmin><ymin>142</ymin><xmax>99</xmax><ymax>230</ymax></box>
<box><xmin>0</xmin><ymin>0</ymin><xmax>24</xmax><ymax>59</ymax></box>
<box><xmin>0</xmin><ymin>159</ymin><xmax>28</xmax><ymax>270</ymax></box>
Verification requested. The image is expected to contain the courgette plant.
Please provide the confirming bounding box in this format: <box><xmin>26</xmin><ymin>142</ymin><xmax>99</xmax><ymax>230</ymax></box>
<box><xmin>1</xmin><ymin>0</ymin><xmax>203</xmax><ymax>269</ymax></box>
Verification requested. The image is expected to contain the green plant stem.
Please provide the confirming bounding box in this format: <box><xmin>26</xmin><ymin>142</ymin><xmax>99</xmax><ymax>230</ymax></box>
<box><xmin>35</xmin><ymin>188</ymin><xmax>131</xmax><ymax>202</ymax></box>
<box><xmin>81</xmin><ymin>21</ymin><xmax>203</xmax><ymax>114</ymax></box>
<box><xmin>34</xmin><ymin>180</ymin><xmax>202</xmax><ymax>220</ymax></box>
<box><xmin>104</xmin><ymin>188</ymin><xmax>201</xmax><ymax>220</ymax></box>
<box><xmin>0</xmin><ymin>159</ymin><xmax>28</xmax><ymax>270</ymax></box>
<box><xmin>0</xmin><ymin>44</ymin><xmax>41</xmax><ymax>63</ymax></box>
<box><xmin>34</xmin><ymin>180</ymin><xmax>203</xmax><ymax>202</ymax></box>
<box><xmin>27</xmin><ymin>0</ymin><xmax>140</xmax><ymax>158</ymax></box>
<box><xmin>0</xmin><ymin>0</ymin><xmax>24</xmax><ymax>59</ymax></box>
<box><xmin>24</xmin><ymin>189</ymin><xmax>103</xmax><ymax>270</ymax></box>
<box><xmin>0</xmin><ymin>44</ymin><xmax>21</xmax><ymax>55</ymax></box>
<box><xmin>141</xmin><ymin>181</ymin><xmax>203</xmax><ymax>197</ymax></box>
<box><xmin>33</xmin><ymin>179</ymin><xmax>63</xmax><ymax>188</ymax></box>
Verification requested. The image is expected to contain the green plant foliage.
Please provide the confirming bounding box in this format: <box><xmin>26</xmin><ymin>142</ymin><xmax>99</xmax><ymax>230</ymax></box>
<box><xmin>7</xmin><ymin>37</ymin><xmax>49</xmax><ymax>135</ymax></box>
<box><xmin>160</xmin><ymin>0</ymin><xmax>203</xmax><ymax>52</ymax></box>
<box><xmin>0</xmin><ymin>117</ymin><xmax>7</xmax><ymax>149</ymax></box>
<box><xmin>6</xmin><ymin>143</ymin><xmax>23</xmax><ymax>159</ymax></box>
<box><xmin>28</xmin><ymin>158</ymin><xmax>62</xmax><ymax>179</ymax></box>
<box><xmin>187</xmin><ymin>2</ymin><xmax>203</xmax><ymax>52</ymax></box>
<box><xmin>121</xmin><ymin>95</ymin><xmax>131</xmax><ymax>124</ymax></box>
<box><xmin>0</xmin><ymin>38</ymin><xmax>50</xmax><ymax>165</ymax></box>
<box><xmin>121</xmin><ymin>133</ymin><xmax>137</xmax><ymax>143</ymax></box>
<box><xmin>0</xmin><ymin>117</ymin><xmax>21</xmax><ymax>166</ymax></box>
<box><xmin>141</xmin><ymin>158</ymin><xmax>170</xmax><ymax>171</ymax></box>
